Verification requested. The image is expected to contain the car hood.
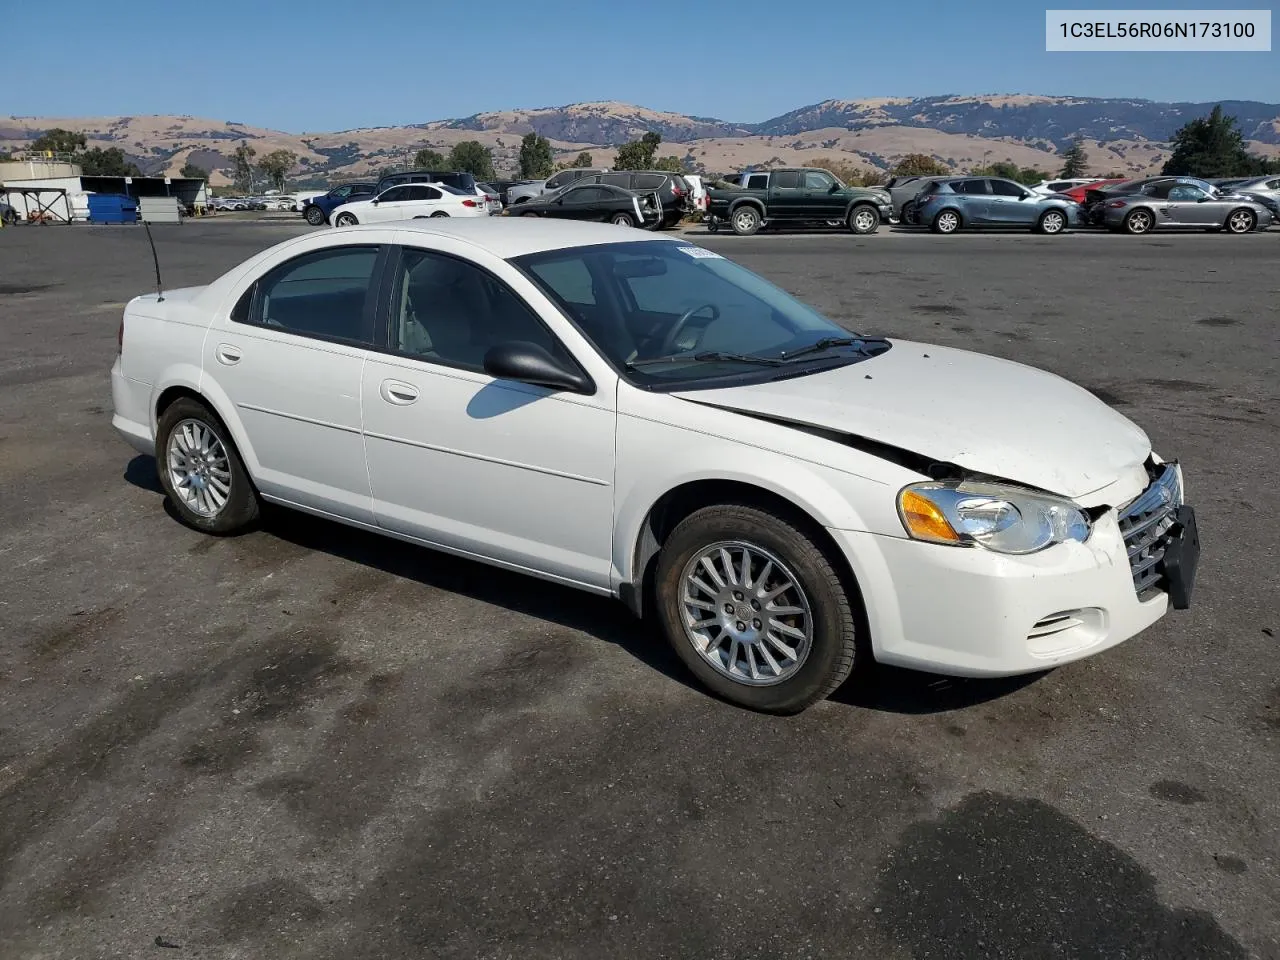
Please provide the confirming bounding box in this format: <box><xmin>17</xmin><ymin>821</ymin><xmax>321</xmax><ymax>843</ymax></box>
<box><xmin>670</xmin><ymin>340</ymin><xmax>1151</xmax><ymax>500</ymax></box>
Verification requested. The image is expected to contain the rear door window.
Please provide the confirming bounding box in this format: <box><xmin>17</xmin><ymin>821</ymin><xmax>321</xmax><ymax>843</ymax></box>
<box><xmin>634</xmin><ymin>174</ymin><xmax>665</xmax><ymax>190</ymax></box>
<box><xmin>989</xmin><ymin>179</ymin><xmax>1025</xmax><ymax>197</ymax></box>
<box><xmin>772</xmin><ymin>171</ymin><xmax>801</xmax><ymax>189</ymax></box>
<box><xmin>601</xmin><ymin>173</ymin><xmax>632</xmax><ymax>188</ymax></box>
<box><xmin>241</xmin><ymin>246</ymin><xmax>380</xmax><ymax>344</ymax></box>
<box><xmin>952</xmin><ymin>180</ymin><xmax>988</xmax><ymax>195</ymax></box>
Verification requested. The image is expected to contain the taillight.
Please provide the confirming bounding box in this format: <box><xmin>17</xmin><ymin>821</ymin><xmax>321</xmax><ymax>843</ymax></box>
<box><xmin>672</xmin><ymin>184</ymin><xmax>685</xmax><ymax>196</ymax></box>
<box><xmin>462</xmin><ymin>199</ymin><xmax>477</xmax><ymax>207</ymax></box>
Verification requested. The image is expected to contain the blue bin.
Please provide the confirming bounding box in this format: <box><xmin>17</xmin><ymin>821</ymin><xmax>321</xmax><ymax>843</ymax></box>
<box><xmin>87</xmin><ymin>193</ymin><xmax>138</xmax><ymax>224</ymax></box>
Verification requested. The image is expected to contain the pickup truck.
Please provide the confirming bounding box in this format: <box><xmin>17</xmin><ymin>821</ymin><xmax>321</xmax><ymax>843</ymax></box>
<box><xmin>706</xmin><ymin>168</ymin><xmax>893</xmax><ymax>235</ymax></box>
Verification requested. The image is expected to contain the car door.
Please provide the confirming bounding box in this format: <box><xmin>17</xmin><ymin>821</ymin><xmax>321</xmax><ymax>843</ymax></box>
<box><xmin>203</xmin><ymin>242</ymin><xmax>387</xmax><ymax>524</ymax></box>
<box><xmin>951</xmin><ymin>178</ymin><xmax>992</xmax><ymax>222</ymax></box>
<box><xmin>366</xmin><ymin>185</ymin><xmax>412</xmax><ymax>223</ymax></box>
<box><xmin>399</xmin><ymin>184</ymin><xmax>446</xmax><ymax>218</ymax></box>
<box><xmin>1166</xmin><ymin>184</ymin><xmax>1220</xmax><ymax>225</ymax></box>
<box><xmin>768</xmin><ymin>170</ymin><xmax>805</xmax><ymax>220</ymax></box>
<box><xmin>360</xmin><ymin>243</ymin><xmax>617</xmax><ymax>588</ymax></box>
<box><xmin>800</xmin><ymin>170</ymin><xmax>841</xmax><ymax>219</ymax></box>
<box><xmin>987</xmin><ymin>178</ymin><xmax>1034</xmax><ymax>224</ymax></box>
<box><xmin>557</xmin><ymin>185</ymin><xmax>605</xmax><ymax>220</ymax></box>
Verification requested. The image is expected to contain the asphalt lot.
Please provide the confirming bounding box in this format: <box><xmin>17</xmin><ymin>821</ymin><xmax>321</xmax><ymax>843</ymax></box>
<box><xmin>1</xmin><ymin>219</ymin><xmax>1278</xmax><ymax>959</ymax></box>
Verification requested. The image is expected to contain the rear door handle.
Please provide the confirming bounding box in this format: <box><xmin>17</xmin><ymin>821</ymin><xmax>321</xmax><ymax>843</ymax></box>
<box><xmin>215</xmin><ymin>343</ymin><xmax>242</xmax><ymax>365</ymax></box>
<box><xmin>380</xmin><ymin>379</ymin><xmax>419</xmax><ymax>405</ymax></box>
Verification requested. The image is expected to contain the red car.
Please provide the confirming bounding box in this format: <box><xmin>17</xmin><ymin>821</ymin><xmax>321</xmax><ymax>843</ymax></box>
<box><xmin>1057</xmin><ymin>179</ymin><xmax>1126</xmax><ymax>203</ymax></box>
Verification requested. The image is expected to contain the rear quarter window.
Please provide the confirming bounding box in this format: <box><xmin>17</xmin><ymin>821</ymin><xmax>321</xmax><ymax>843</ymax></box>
<box><xmin>634</xmin><ymin>174</ymin><xmax>665</xmax><ymax>190</ymax></box>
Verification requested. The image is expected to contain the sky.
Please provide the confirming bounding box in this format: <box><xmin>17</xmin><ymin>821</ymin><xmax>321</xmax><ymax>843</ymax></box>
<box><xmin>5</xmin><ymin>0</ymin><xmax>1276</xmax><ymax>131</ymax></box>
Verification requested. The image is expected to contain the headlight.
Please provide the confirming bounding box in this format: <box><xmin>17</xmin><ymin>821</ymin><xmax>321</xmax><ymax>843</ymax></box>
<box><xmin>897</xmin><ymin>481</ymin><xmax>1091</xmax><ymax>555</ymax></box>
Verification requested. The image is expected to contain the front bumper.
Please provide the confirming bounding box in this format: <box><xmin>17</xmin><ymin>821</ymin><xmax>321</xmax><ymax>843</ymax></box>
<box><xmin>828</xmin><ymin>508</ymin><xmax>1180</xmax><ymax>677</ymax></box>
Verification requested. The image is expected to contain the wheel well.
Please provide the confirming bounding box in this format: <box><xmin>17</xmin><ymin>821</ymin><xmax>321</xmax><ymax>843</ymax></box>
<box><xmin>935</xmin><ymin>206</ymin><xmax>962</xmax><ymax>223</ymax></box>
<box><xmin>729</xmin><ymin>199</ymin><xmax>764</xmax><ymax>216</ymax></box>
<box><xmin>1227</xmin><ymin>206</ymin><xmax>1256</xmax><ymax>222</ymax></box>
<box><xmin>624</xmin><ymin>479</ymin><xmax>865</xmax><ymax>625</ymax></box>
<box><xmin>1126</xmin><ymin>205</ymin><xmax>1154</xmax><ymax>219</ymax></box>
<box><xmin>155</xmin><ymin>385</ymin><xmax>205</xmax><ymax>424</ymax></box>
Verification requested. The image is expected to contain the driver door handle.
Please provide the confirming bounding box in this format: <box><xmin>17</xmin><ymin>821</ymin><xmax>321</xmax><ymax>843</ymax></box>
<box><xmin>215</xmin><ymin>343</ymin><xmax>242</xmax><ymax>365</ymax></box>
<box><xmin>380</xmin><ymin>379</ymin><xmax>419</xmax><ymax>405</ymax></box>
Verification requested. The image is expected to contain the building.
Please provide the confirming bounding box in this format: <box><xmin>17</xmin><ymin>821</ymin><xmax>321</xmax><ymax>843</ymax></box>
<box><xmin>0</xmin><ymin>160</ymin><xmax>210</xmax><ymax>222</ymax></box>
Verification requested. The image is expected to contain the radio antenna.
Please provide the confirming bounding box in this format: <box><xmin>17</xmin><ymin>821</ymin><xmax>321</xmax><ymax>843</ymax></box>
<box><xmin>143</xmin><ymin>220</ymin><xmax>165</xmax><ymax>301</ymax></box>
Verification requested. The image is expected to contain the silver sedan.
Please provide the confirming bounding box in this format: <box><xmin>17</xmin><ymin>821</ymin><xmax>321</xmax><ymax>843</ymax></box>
<box><xmin>1103</xmin><ymin>181</ymin><xmax>1272</xmax><ymax>234</ymax></box>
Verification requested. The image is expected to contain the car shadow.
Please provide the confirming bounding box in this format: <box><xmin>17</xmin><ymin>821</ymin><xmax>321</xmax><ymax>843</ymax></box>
<box><xmin>124</xmin><ymin>453</ymin><xmax>1045</xmax><ymax>715</ymax></box>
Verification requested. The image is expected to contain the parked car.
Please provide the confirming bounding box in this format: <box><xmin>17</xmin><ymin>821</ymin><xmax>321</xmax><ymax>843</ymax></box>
<box><xmin>111</xmin><ymin>219</ymin><xmax>1199</xmax><ymax>713</ymax></box>
<box><xmin>1027</xmin><ymin>177</ymin><xmax>1101</xmax><ymax>196</ymax></box>
<box><xmin>302</xmin><ymin>182</ymin><xmax>377</xmax><ymax>226</ymax></box>
<box><xmin>705</xmin><ymin>168</ymin><xmax>891</xmax><ymax>235</ymax></box>
<box><xmin>1082</xmin><ymin>177</ymin><xmax>1216</xmax><ymax>225</ymax></box>
<box><xmin>330</xmin><ymin>183</ymin><xmax>490</xmax><ymax>226</ymax></box>
<box><xmin>1208</xmin><ymin>174</ymin><xmax>1280</xmax><ymax>220</ymax></box>
<box><xmin>884</xmin><ymin>175</ymin><xmax>951</xmax><ymax>224</ymax></box>
<box><xmin>485</xmin><ymin>179</ymin><xmax>533</xmax><ymax>206</ymax></box>
<box><xmin>475</xmin><ymin>182</ymin><xmax>504</xmax><ymax>215</ymax></box>
<box><xmin>264</xmin><ymin>196</ymin><xmax>297</xmax><ymax>211</ymax></box>
<box><xmin>507</xmin><ymin>168</ymin><xmax>609</xmax><ymax>207</ymax></box>
<box><xmin>915</xmin><ymin>177</ymin><xmax>1083</xmax><ymax>234</ymax></box>
<box><xmin>512</xmin><ymin>182</ymin><xmax>661</xmax><ymax>228</ymax></box>
<box><xmin>683</xmin><ymin>174</ymin><xmax>709</xmax><ymax>215</ymax></box>
<box><xmin>577</xmin><ymin>170</ymin><xmax>693</xmax><ymax>229</ymax></box>
<box><xmin>1056</xmin><ymin>178</ymin><xmax>1126</xmax><ymax>205</ymax></box>
<box><xmin>1</xmin><ymin>200</ymin><xmax>19</xmax><ymax>225</ymax></box>
<box><xmin>374</xmin><ymin>169</ymin><xmax>479</xmax><ymax>197</ymax></box>
<box><xmin>1099</xmin><ymin>180</ymin><xmax>1272</xmax><ymax>234</ymax></box>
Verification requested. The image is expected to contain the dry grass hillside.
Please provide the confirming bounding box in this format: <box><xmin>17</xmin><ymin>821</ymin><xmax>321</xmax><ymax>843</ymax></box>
<box><xmin>4</xmin><ymin>96</ymin><xmax>1277</xmax><ymax>187</ymax></box>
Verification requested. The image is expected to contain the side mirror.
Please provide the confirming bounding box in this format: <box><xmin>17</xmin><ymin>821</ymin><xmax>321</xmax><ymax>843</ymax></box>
<box><xmin>1197</xmin><ymin>196</ymin><xmax>1210</xmax><ymax>202</ymax></box>
<box><xmin>829</xmin><ymin>183</ymin><xmax>841</xmax><ymax>192</ymax></box>
<box><xmin>371</xmin><ymin>198</ymin><xmax>380</xmax><ymax>205</ymax></box>
<box><xmin>483</xmin><ymin>341</ymin><xmax>593</xmax><ymax>394</ymax></box>
<box><xmin>555</xmin><ymin>196</ymin><xmax>563</xmax><ymax>204</ymax></box>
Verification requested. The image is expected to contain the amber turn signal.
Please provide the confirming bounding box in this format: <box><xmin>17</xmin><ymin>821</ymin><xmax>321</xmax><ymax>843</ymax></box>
<box><xmin>899</xmin><ymin>488</ymin><xmax>961</xmax><ymax>544</ymax></box>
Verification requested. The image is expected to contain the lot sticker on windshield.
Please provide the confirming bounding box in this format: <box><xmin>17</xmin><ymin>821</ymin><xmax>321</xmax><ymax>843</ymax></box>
<box><xmin>676</xmin><ymin>245</ymin><xmax>723</xmax><ymax>259</ymax></box>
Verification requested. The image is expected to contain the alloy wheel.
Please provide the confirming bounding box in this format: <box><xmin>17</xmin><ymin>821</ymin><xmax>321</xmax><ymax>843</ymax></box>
<box><xmin>937</xmin><ymin>211</ymin><xmax>959</xmax><ymax>233</ymax></box>
<box><xmin>1127</xmin><ymin>211</ymin><xmax>1152</xmax><ymax>234</ymax></box>
<box><xmin>679</xmin><ymin>541</ymin><xmax>813</xmax><ymax>686</ymax></box>
<box><xmin>167</xmin><ymin>419</ymin><xmax>232</xmax><ymax>518</ymax></box>
<box><xmin>1228</xmin><ymin>210</ymin><xmax>1254</xmax><ymax>233</ymax></box>
<box><xmin>853</xmin><ymin>209</ymin><xmax>877</xmax><ymax>232</ymax></box>
<box><xmin>1042</xmin><ymin>211</ymin><xmax>1065</xmax><ymax>233</ymax></box>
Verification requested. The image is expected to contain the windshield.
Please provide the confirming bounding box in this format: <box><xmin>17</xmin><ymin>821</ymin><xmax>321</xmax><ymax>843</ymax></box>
<box><xmin>512</xmin><ymin>240</ymin><xmax>887</xmax><ymax>387</ymax></box>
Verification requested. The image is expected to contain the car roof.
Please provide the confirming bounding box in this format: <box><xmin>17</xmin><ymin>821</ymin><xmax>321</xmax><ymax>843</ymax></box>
<box><xmin>335</xmin><ymin>217</ymin><xmax>671</xmax><ymax>258</ymax></box>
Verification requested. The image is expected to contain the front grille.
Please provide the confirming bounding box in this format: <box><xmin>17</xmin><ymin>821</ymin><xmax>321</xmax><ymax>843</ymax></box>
<box><xmin>1117</xmin><ymin>463</ymin><xmax>1182</xmax><ymax>600</ymax></box>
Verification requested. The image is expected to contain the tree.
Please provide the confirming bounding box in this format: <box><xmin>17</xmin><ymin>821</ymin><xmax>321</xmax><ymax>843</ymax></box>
<box><xmin>256</xmin><ymin>149</ymin><xmax>297</xmax><ymax>191</ymax></box>
<box><xmin>570</xmin><ymin>151</ymin><xmax>593</xmax><ymax>168</ymax></box>
<box><xmin>447</xmin><ymin>140</ymin><xmax>494</xmax><ymax>179</ymax></box>
<box><xmin>1162</xmin><ymin>105</ymin><xmax>1256</xmax><ymax>178</ymax></box>
<box><xmin>615</xmin><ymin>131</ymin><xmax>663</xmax><ymax>170</ymax></box>
<box><xmin>413</xmin><ymin>147</ymin><xmax>445</xmax><ymax>169</ymax></box>
<box><xmin>231</xmin><ymin>141</ymin><xmax>257</xmax><ymax>191</ymax></box>
<box><xmin>651</xmin><ymin>154</ymin><xmax>684</xmax><ymax>173</ymax></box>
<box><xmin>1059</xmin><ymin>139</ymin><xmax>1089</xmax><ymax>178</ymax></box>
<box><xmin>79</xmin><ymin>147</ymin><xmax>142</xmax><ymax>177</ymax></box>
<box><xmin>179</xmin><ymin>162</ymin><xmax>209</xmax><ymax>180</ymax></box>
<box><xmin>518</xmin><ymin>132</ymin><xmax>554</xmax><ymax>179</ymax></box>
<box><xmin>31</xmin><ymin>128</ymin><xmax>87</xmax><ymax>156</ymax></box>
<box><xmin>890</xmin><ymin>153</ymin><xmax>950</xmax><ymax>176</ymax></box>
<box><xmin>0</xmin><ymin>150</ymin><xmax>11</xmax><ymax>161</ymax></box>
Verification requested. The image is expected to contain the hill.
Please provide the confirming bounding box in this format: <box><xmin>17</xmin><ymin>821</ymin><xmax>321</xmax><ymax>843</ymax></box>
<box><xmin>3</xmin><ymin>95</ymin><xmax>1277</xmax><ymax>187</ymax></box>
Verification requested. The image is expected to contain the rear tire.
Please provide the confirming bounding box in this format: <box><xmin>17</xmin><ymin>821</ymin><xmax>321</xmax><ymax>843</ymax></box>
<box><xmin>334</xmin><ymin>212</ymin><xmax>358</xmax><ymax>227</ymax></box>
<box><xmin>611</xmin><ymin>212</ymin><xmax>635</xmax><ymax>227</ymax></box>
<box><xmin>156</xmin><ymin>398</ymin><xmax>259</xmax><ymax>535</ymax></box>
<box><xmin>847</xmin><ymin>204</ymin><xmax>879</xmax><ymax>235</ymax></box>
<box><xmin>429</xmin><ymin>211</ymin><xmax>449</xmax><ymax>218</ymax></box>
<box><xmin>901</xmin><ymin>200</ymin><xmax>918</xmax><ymax>225</ymax></box>
<box><xmin>654</xmin><ymin>503</ymin><xmax>860</xmax><ymax>714</ymax></box>
<box><xmin>731</xmin><ymin>205</ymin><xmax>762</xmax><ymax>236</ymax></box>
<box><xmin>1225</xmin><ymin>208</ymin><xmax>1256</xmax><ymax>234</ymax></box>
<box><xmin>521</xmin><ymin>211</ymin><xmax>540</xmax><ymax>218</ymax></box>
<box><xmin>931</xmin><ymin>208</ymin><xmax>961</xmax><ymax>234</ymax></box>
<box><xmin>1124</xmin><ymin>209</ymin><xmax>1154</xmax><ymax>234</ymax></box>
<box><xmin>304</xmin><ymin>206</ymin><xmax>325</xmax><ymax>226</ymax></box>
<box><xmin>1037</xmin><ymin>209</ymin><xmax>1067</xmax><ymax>234</ymax></box>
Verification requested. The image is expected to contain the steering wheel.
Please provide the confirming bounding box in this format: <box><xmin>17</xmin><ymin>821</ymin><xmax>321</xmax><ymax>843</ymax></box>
<box><xmin>658</xmin><ymin>302</ymin><xmax>720</xmax><ymax>356</ymax></box>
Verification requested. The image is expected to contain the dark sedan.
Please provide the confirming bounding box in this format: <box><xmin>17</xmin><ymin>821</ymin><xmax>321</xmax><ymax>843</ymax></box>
<box><xmin>512</xmin><ymin>182</ymin><xmax>661</xmax><ymax>228</ymax></box>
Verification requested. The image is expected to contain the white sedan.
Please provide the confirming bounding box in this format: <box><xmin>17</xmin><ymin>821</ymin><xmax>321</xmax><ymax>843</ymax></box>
<box><xmin>110</xmin><ymin>219</ymin><xmax>1198</xmax><ymax>713</ymax></box>
<box><xmin>330</xmin><ymin>183</ymin><xmax>489</xmax><ymax>226</ymax></box>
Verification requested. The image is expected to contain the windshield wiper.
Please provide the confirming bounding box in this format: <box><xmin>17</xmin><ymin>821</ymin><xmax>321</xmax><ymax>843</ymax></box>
<box><xmin>776</xmin><ymin>336</ymin><xmax>871</xmax><ymax>361</ymax></box>
<box><xmin>627</xmin><ymin>351</ymin><xmax>785</xmax><ymax>369</ymax></box>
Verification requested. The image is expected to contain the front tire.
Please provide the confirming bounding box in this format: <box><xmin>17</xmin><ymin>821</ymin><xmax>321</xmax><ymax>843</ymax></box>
<box><xmin>611</xmin><ymin>212</ymin><xmax>635</xmax><ymax>227</ymax></box>
<box><xmin>931</xmin><ymin>208</ymin><xmax>961</xmax><ymax>234</ymax></box>
<box><xmin>1225</xmin><ymin>208</ymin><xmax>1256</xmax><ymax>234</ymax></box>
<box><xmin>654</xmin><ymin>504</ymin><xmax>860</xmax><ymax>714</ymax></box>
<box><xmin>334</xmin><ymin>212</ymin><xmax>358</xmax><ymax>227</ymax></box>
<box><xmin>156</xmin><ymin>398</ymin><xmax>258</xmax><ymax>535</ymax></box>
<box><xmin>1124</xmin><ymin>208</ymin><xmax>1154</xmax><ymax>234</ymax></box>
<box><xmin>847</xmin><ymin>204</ymin><xmax>879</xmax><ymax>235</ymax></box>
<box><xmin>1037</xmin><ymin>209</ymin><xmax>1067</xmax><ymax>234</ymax></box>
<box><xmin>731</xmin><ymin>205</ymin><xmax>762</xmax><ymax>236</ymax></box>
